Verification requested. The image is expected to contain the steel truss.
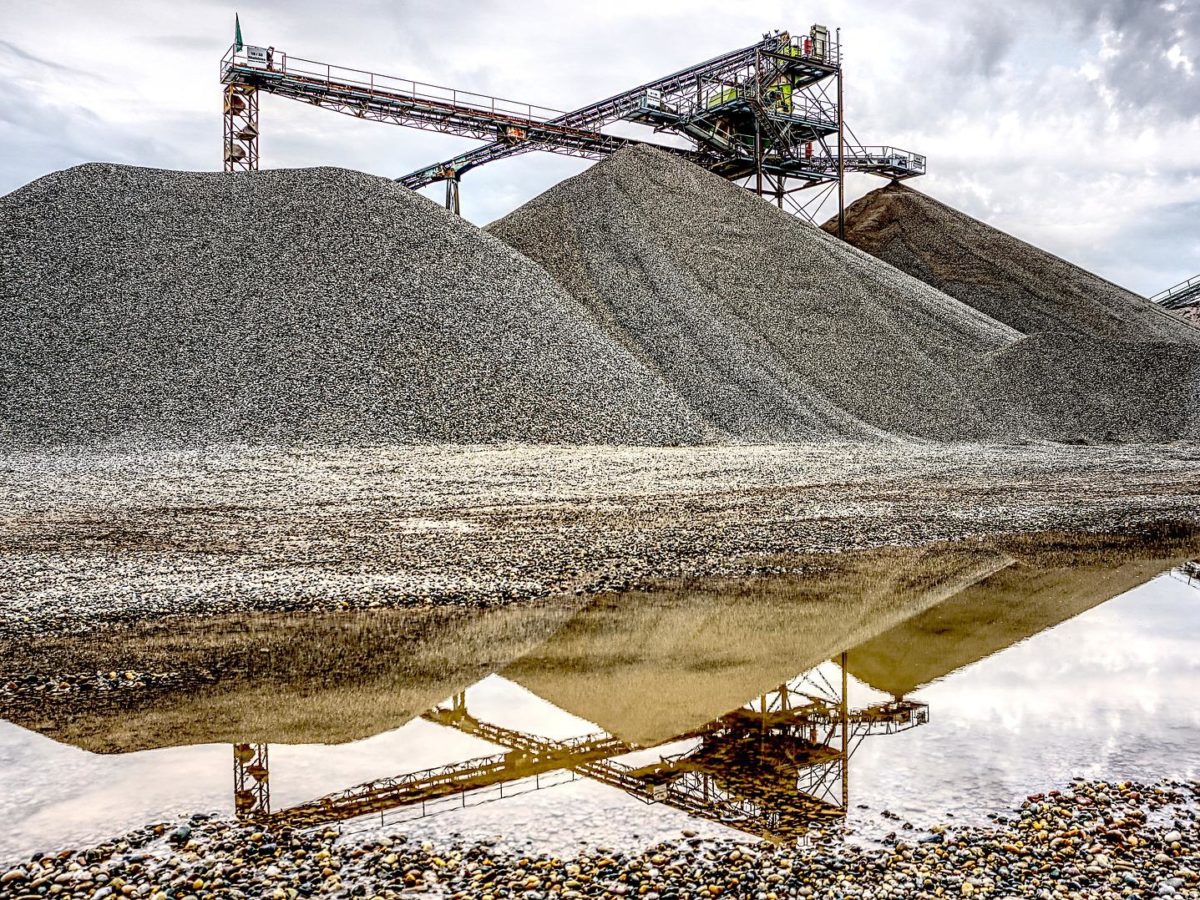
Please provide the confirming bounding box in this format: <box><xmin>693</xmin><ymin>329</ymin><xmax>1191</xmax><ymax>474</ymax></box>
<box><xmin>1152</xmin><ymin>274</ymin><xmax>1200</xmax><ymax>311</ymax></box>
<box><xmin>1171</xmin><ymin>560</ymin><xmax>1200</xmax><ymax>591</ymax></box>
<box><xmin>218</xmin><ymin>26</ymin><xmax>924</xmax><ymax>224</ymax></box>
<box><xmin>218</xmin><ymin>45</ymin><xmax>693</xmax><ymax>172</ymax></box>
<box><xmin>223</xmin><ymin>84</ymin><xmax>259</xmax><ymax>173</ymax></box>
<box><xmin>233</xmin><ymin>743</ymin><xmax>270</xmax><ymax>816</ymax></box>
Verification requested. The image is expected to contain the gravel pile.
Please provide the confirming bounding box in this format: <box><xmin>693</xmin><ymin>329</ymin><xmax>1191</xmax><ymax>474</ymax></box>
<box><xmin>489</xmin><ymin>145</ymin><xmax>1026</xmax><ymax>443</ymax></box>
<box><xmin>0</xmin><ymin>164</ymin><xmax>706</xmax><ymax>448</ymax></box>
<box><xmin>827</xmin><ymin>180</ymin><xmax>1200</xmax><ymax>344</ymax></box>
<box><xmin>826</xmin><ymin>182</ymin><xmax>1200</xmax><ymax>442</ymax></box>
<box><xmin>490</xmin><ymin>143</ymin><xmax>1198</xmax><ymax>443</ymax></box>
<box><xmin>974</xmin><ymin>332</ymin><xmax>1200</xmax><ymax>443</ymax></box>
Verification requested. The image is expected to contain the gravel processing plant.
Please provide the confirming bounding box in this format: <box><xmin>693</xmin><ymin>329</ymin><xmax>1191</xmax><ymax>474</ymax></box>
<box><xmin>2</xmin><ymin>18</ymin><xmax>1200</xmax><ymax>899</ymax></box>
<box><xmin>0</xmin><ymin>20</ymin><xmax>1198</xmax><ymax>631</ymax></box>
<box><xmin>2</xmin><ymin>23</ymin><xmax>1197</xmax><ymax>451</ymax></box>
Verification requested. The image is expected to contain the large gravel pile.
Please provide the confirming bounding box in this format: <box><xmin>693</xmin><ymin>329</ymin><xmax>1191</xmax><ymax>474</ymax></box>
<box><xmin>975</xmin><ymin>332</ymin><xmax>1200</xmax><ymax>442</ymax></box>
<box><xmin>491</xmin><ymin>145</ymin><xmax>1027</xmax><ymax>442</ymax></box>
<box><xmin>824</xmin><ymin>181</ymin><xmax>1200</xmax><ymax>441</ymax></box>
<box><xmin>827</xmin><ymin>180</ymin><xmax>1200</xmax><ymax>344</ymax></box>
<box><xmin>0</xmin><ymin>164</ymin><xmax>706</xmax><ymax>448</ymax></box>
<box><xmin>493</xmin><ymin>147</ymin><xmax>1200</xmax><ymax>443</ymax></box>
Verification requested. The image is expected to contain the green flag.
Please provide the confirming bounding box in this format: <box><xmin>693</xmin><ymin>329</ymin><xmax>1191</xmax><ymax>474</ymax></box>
<box><xmin>234</xmin><ymin>14</ymin><xmax>244</xmax><ymax>52</ymax></box>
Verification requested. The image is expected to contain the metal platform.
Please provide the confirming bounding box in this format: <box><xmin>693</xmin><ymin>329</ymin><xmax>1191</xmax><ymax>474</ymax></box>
<box><xmin>241</xmin><ymin>657</ymin><xmax>929</xmax><ymax>845</ymax></box>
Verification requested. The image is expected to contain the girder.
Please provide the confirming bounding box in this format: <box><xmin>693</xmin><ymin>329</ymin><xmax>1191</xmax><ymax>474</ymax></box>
<box><xmin>218</xmin><ymin>25</ymin><xmax>926</xmax><ymax>227</ymax></box>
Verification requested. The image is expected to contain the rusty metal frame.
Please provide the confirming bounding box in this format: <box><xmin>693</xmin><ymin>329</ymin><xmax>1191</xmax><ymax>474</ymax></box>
<box><xmin>223</xmin><ymin>84</ymin><xmax>259</xmax><ymax>173</ymax></box>
<box><xmin>233</xmin><ymin>742</ymin><xmax>270</xmax><ymax>817</ymax></box>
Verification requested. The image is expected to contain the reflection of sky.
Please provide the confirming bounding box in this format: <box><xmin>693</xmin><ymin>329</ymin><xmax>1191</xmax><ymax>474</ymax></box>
<box><xmin>2</xmin><ymin>572</ymin><xmax>1197</xmax><ymax>861</ymax></box>
<box><xmin>849</xmin><ymin>573</ymin><xmax>1200</xmax><ymax>831</ymax></box>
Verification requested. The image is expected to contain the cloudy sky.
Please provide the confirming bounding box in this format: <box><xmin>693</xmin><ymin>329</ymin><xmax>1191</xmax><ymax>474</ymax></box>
<box><xmin>2</xmin><ymin>0</ymin><xmax>1197</xmax><ymax>295</ymax></box>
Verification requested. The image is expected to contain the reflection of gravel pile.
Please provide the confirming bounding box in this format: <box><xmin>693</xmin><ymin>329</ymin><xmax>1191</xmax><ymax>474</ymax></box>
<box><xmin>0</xmin><ymin>164</ymin><xmax>704</xmax><ymax>448</ymax></box>
<box><xmin>490</xmin><ymin>145</ymin><xmax>1025</xmax><ymax>442</ymax></box>
<box><xmin>827</xmin><ymin>181</ymin><xmax>1200</xmax><ymax>343</ymax></box>
<box><xmin>825</xmin><ymin>182</ymin><xmax>1200</xmax><ymax>442</ymax></box>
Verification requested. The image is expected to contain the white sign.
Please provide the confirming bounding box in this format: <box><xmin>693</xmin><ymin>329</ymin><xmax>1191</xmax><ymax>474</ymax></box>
<box><xmin>246</xmin><ymin>45</ymin><xmax>268</xmax><ymax>65</ymax></box>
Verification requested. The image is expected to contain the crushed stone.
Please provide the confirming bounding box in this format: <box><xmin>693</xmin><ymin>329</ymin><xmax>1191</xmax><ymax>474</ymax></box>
<box><xmin>0</xmin><ymin>164</ymin><xmax>706</xmax><ymax>448</ymax></box>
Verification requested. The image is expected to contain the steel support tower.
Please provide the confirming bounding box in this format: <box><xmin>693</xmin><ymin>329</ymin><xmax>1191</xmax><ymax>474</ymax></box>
<box><xmin>223</xmin><ymin>84</ymin><xmax>259</xmax><ymax>173</ymax></box>
<box><xmin>233</xmin><ymin>742</ymin><xmax>270</xmax><ymax>817</ymax></box>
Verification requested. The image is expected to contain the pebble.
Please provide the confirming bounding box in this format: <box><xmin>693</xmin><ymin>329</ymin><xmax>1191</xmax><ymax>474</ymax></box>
<box><xmin>0</xmin><ymin>779</ymin><xmax>1194</xmax><ymax>899</ymax></box>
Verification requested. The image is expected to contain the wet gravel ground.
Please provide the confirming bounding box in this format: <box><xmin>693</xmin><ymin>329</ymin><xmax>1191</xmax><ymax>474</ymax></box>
<box><xmin>1</xmin><ymin>780</ymin><xmax>1195</xmax><ymax>899</ymax></box>
<box><xmin>2</xmin><ymin>442</ymin><xmax>1199</xmax><ymax>640</ymax></box>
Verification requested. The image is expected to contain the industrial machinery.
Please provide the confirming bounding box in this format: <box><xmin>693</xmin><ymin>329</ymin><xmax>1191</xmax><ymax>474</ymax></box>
<box><xmin>231</xmin><ymin>655</ymin><xmax>928</xmax><ymax>844</ymax></box>
<box><xmin>1152</xmin><ymin>274</ymin><xmax>1200</xmax><ymax>313</ymax></box>
<box><xmin>219</xmin><ymin>21</ymin><xmax>925</xmax><ymax>228</ymax></box>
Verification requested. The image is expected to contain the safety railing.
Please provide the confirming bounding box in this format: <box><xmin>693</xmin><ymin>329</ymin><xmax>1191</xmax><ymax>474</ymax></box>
<box><xmin>220</xmin><ymin>44</ymin><xmax>566</xmax><ymax>125</ymax></box>
<box><xmin>692</xmin><ymin>79</ymin><xmax>838</xmax><ymax>125</ymax></box>
<box><xmin>1152</xmin><ymin>273</ymin><xmax>1200</xmax><ymax>308</ymax></box>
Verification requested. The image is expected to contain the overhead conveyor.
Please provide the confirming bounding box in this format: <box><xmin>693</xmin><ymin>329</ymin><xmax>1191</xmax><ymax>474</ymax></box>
<box><xmin>219</xmin><ymin>22</ymin><xmax>925</xmax><ymax>225</ymax></box>
<box><xmin>234</xmin><ymin>659</ymin><xmax>929</xmax><ymax>845</ymax></box>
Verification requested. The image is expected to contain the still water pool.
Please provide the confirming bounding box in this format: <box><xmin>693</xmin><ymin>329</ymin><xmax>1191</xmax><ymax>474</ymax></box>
<box><xmin>2</xmin><ymin>529</ymin><xmax>1198</xmax><ymax>864</ymax></box>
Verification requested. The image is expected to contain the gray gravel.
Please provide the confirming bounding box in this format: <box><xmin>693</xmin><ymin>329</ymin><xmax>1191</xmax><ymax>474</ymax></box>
<box><xmin>827</xmin><ymin>182</ymin><xmax>1200</xmax><ymax>441</ymax></box>
<box><xmin>490</xmin><ymin>145</ymin><xmax>1025</xmax><ymax>443</ymax></box>
<box><xmin>974</xmin><ymin>332</ymin><xmax>1200</xmax><ymax>443</ymax></box>
<box><xmin>829</xmin><ymin>180</ymin><xmax>1200</xmax><ymax>344</ymax></box>
<box><xmin>0</xmin><ymin>164</ymin><xmax>706</xmax><ymax>448</ymax></box>
<box><xmin>0</xmin><ymin>779</ymin><xmax>1196</xmax><ymax>898</ymax></box>
<box><xmin>1</xmin><ymin>441</ymin><xmax>1197</xmax><ymax>639</ymax></box>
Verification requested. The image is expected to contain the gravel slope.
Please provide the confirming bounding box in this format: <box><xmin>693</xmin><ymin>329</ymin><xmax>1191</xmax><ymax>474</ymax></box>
<box><xmin>823</xmin><ymin>182</ymin><xmax>1200</xmax><ymax>441</ymax></box>
<box><xmin>826</xmin><ymin>180</ymin><xmax>1200</xmax><ymax>344</ymax></box>
<box><xmin>0</xmin><ymin>164</ymin><xmax>706</xmax><ymax>448</ymax></box>
<box><xmin>490</xmin><ymin>145</ymin><xmax>1024</xmax><ymax>442</ymax></box>
<box><xmin>973</xmin><ymin>332</ymin><xmax>1200</xmax><ymax>442</ymax></box>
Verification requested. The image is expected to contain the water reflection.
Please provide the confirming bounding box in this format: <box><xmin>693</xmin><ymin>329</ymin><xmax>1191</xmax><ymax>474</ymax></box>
<box><xmin>232</xmin><ymin>664</ymin><xmax>928</xmax><ymax>844</ymax></box>
<box><xmin>1175</xmin><ymin>560</ymin><xmax>1200</xmax><ymax>590</ymax></box>
<box><xmin>1</xmin><ymin>525</ymin><xmax>1198</xmax><ymax>858</ymax></box>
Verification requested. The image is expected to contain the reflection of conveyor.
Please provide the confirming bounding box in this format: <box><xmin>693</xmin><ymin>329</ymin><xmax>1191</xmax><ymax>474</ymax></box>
<box><xmin>238</xmin><ymin>657</ymin><xmax>928</xmax><ymax>844</ymax></box>
<box><xmin>1170</xmin><ymin>560</ymin><xmax>1200</xmax><ymax>591</ymax></box>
